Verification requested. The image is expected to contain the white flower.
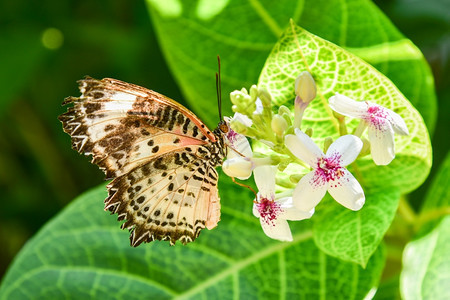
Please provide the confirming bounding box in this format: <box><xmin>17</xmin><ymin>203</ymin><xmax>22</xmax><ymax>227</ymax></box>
<box><xmin>231</xmin><ymin>112</ymin><xmax>253</xmax><ymax>128</ymax></box>
<box><xmin>252</xmin><ymin>165</ymin><xmax>314</xmax><ymax>242</ymax></box>
<box><xmin>222</xmin><ymin>114</ymin><xmax>254</xmax><ymax>179</ymax></box>
<box><xmin>285</xmin><ymin>129</ymin><xmax>365</xmax><ymax>211</ymax></box>
<box><xmin>329</xmin><ymin>93</ymin><xmax>409</xmax><ymax>165</ymax></box>
<box><xmin>254</xmin><ymin>98</ymin><xmax>264</xmax><ymax>114</ymax></box>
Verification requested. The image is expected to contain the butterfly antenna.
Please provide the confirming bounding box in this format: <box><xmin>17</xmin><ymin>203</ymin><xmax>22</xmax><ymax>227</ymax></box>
<box><xmin>216</xmin><ymin>55</ymin><xmax>223</xmax><ymax>121</ymax></box>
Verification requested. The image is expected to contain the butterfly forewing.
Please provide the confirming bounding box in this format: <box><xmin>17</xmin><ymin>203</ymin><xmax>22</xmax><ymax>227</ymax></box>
<box><xmin>59</xmin><ymin>77</ymin><xmax>225</xmax><ymax>245</ymax></box>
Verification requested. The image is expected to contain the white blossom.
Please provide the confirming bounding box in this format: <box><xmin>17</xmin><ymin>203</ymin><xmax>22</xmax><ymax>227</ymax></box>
<box><xmin>329</xmin><ymin>93</ymin><xmax>409</xmax><ymax>165</ymax></box>
<box><xmin>285</xmin><ymin>129</ymin><xmax>365</xmax><ymax>211</ymax></box>
<box><xmin>253</xmin><ymin>165</ymin><xmax>314</xmax><ymax>241</ymax></box>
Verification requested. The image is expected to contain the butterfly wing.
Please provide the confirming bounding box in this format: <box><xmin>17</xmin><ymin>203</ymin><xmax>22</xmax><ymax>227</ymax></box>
<box><xmin>59</xmin><ymin>77</ymin><xmax>223</xmax><ymax>245</ymax></box>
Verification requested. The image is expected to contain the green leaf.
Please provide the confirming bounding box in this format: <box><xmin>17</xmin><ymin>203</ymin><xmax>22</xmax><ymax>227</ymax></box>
<box><xmin>398</xmin><ymin>153</ymin><xmax>450</xmax><ymax>300</ymax></box>
<box><xmin>256</xmin><ymin>21</ymin><xmax>431</xmax><ymax>266</ymax></box>
<box><xmin>400</xmin><ymin>216</ymin><xmax>450</xmax><ymax>300</ymax></box>
<box><xmin>313</xmin><ymin>189</ymin><xmax>400</xmax><ymax>267</ymax></box>
<box><xmin>423</xmin><ymin>152</ymin><xmax>450</xmax><ymax>207</ymax></box>
<box><xmin>0</xmin><ymin>178</ymin><xmax>385</xmax><ymax>299</ymax></box>
<box><xmin>373</xmin><ymin>276</ymin><xmax>401</xmax><ymax>300</ymax></box>
<box><xmin>258</xmin><ymin>22</ymin><xmax>431</xmax><ymax>193</ymax></box>
<box><xmin>146</xmin><ymin>0</ymin><xmax>436</xmax><ymax>132</ymax></box>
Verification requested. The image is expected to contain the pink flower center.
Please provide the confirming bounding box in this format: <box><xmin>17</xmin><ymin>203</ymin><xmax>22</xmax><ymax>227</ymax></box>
<box><xmin>256</xmin><ymin>197</ymin><xmax>282</xmax><ymax>226</ymax></box>
<box><xmin>313</xmin><ymin>154</ymin><xmax>344</xmax><ymax>185</ymax></box>
<box><xmin>227</xmin><ymin>129</ymin><xmax>239</xmax><ymax>144</ymax></box>
<box><xmin>365</xmin><ymin>104</ymin><xmax>390</xmax><ymax>131</ymax></box>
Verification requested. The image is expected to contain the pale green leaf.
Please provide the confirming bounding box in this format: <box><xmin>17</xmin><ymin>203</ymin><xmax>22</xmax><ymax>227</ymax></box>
<box><xmin>258</xmin><ymin>21</ymin><xmax>431</xmax><ymax>194</ymax></box>
<box><xmin>146</xmin><ymin>0</ymin><xmax>436</xmax><ymax>132</ymax></box>
<box><xmin>313</xmin><ymin>190</ymin><xmax>400</xmax><ymax>267</ymax></box>
<box><xmin>400</xmin><ymin>216</ymin><xmax>450</xmax><ymax>300</ymax></box>
<box><xmin>398</xmin><ymin>153</ymin><xmax>450</xmax><ymax>300</ymax></box>
<box><xmin>0</xmin><ymin>178</ymin><xmax>385</xmax><ymax>299</ymax></box>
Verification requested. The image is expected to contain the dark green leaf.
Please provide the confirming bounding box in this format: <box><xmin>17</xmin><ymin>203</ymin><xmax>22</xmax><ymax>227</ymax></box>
<box><xmin>314</xmin><ymin>190</ymin><xmax>400</xmax><ymax>267</ymax></box>
<box><xmin>0</xmin><ymin>177</ymin><xmax>385</xmax><ymax>299</ymax></box>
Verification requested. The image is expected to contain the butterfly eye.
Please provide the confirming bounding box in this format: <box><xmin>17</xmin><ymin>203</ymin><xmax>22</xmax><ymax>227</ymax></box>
<box><xmin>219</xmin><ymin>122</ymin><xmax>229</xmax><ymax>133</ymax></box>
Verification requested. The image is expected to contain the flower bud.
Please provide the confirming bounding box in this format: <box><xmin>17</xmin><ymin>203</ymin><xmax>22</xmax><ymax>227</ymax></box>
<box><xmin>222</xmin><ymin>157</ymin><xmax>253</xmax><ymax>179</ymax></box>
<box><xmin>230</xmin><ymin>118</ymin><xmax>251</xmax><ymax>136</ymax></box>
<box><xmin>281</xmin><ymin>113</ymin><xmax>292</xmax><ymax>127</ymax></box>
<box><xmin>304</xmin><ymin>127</ymin><xmax>313</xmax><ymax>137</ymax></box>
<box><xmin>249</xmin><ymin>85</ymin><xmax>258</xmax><ymax>102</ymax></box>
<box><xmin>290</xmin><ymin>174</ymin><xmax>303</xmax><ymax>184</ymax></box>
<box><xmin>230</xmin><ymin>89</ymin><xmax>253</xmax><ymax>115</ymax></box>
<box><xmin>323</xmin><ymin>137</ymin><xmax>333</xmax><ymax>153</ymax></box>
<box><xmin>278</xmin><ymin>105</ymin><xmax>291</xmax><ymax>116</ymax></box>
<box><xmin>295</xmin><ymin>71</ymin><xmax>316</xmax><ymax>103</ymax></box>
<box><xmin>258</xmin><ymin>87</ymin><xmax>272</xmax><ymax>107</ymax></box>
<box><xmin>271</xmin><ymin>114</ymin><xmax>288</xmax><ymax>137</ymax></box>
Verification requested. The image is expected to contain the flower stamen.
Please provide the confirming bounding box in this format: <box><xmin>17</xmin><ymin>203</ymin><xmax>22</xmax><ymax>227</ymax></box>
<box><xmin>256</xmin><ymin>197</ymin><xmax>282</xmax><ymax>226</ymax></box>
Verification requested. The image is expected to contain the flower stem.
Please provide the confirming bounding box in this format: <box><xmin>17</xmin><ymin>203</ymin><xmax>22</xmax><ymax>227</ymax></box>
<box><xmin>294</xmin><ymin>104</ymin><xmax>305</xmax><ymax>129</ymax></box>
<box><xmin>353</xmin><ymin>120</ymin><xmax>368</xmax><ymax>137</ymax></box>
<box><xmin>337</xmin><ymin>116</ymin><xmax>348</xmax><ymax>136</ymax></box>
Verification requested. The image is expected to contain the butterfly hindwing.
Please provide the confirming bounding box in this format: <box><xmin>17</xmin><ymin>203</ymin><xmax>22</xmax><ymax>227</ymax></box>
<box><xmin>105</xmin><ymin>147</ymin><xmax>220</xmax><ymax>246</ymax></box>
<box><xmin>59</xmin><ymin>77</ymin><xmax>225</xmax><ymax>245</ymax></box>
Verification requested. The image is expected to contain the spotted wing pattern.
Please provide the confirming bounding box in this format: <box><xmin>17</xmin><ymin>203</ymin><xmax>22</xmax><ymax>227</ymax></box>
<box><xmin>59</xmin><ymin>77</ymin><xmax>225</xmax><ymax>245</ymax></box>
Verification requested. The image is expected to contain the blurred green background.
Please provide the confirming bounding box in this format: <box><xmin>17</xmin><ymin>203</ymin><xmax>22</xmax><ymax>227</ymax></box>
<box><xmin>0</xmin><ymin>0</ymin><xmax>448</xmax><ymax>279</ymax></box>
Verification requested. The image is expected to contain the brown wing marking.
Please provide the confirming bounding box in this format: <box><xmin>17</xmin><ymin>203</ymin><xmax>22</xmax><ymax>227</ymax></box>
<box><xmin>59</xmin><ymin>76</ymin><xmax>215</xmax><ymax>179</ymax></box>
<box><xmin>105</xmin><ymin>147</ymin><xmax>220</xmax><ymax>246</ymax></box>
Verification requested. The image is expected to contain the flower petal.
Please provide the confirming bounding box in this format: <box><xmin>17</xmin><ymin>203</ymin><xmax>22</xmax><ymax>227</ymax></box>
<box><xmin>285</xmin><ymin>128</ymin><xmax>323</xmax><ymax>167</ymax></box>
<box><xmin>259</xmin><ymin>217</ymin><xmax>293</xmax><ymax>242</ymax></box>
<box><xmin>326</xmin><ymin>135</ymin><xmax>363</xmax><ymax>167</ymax></box>
<box><xmin>222</xmin><ymin>157</ymin><xmax>253</xmax><ymax>179</ymax></box>
<box><xmin>226</xmin><ymin>132</ymin><xmax>252</xmax><ymax>159</ymax></box>
<box><xmin>388</xmin><ymin>110</ymin><xmax>409</xmax><ymax>135</ymax></box>
<box><xmin>368</xmin><ymin>122</ymin><xmax>395</xmax><ymax>165</ymax></box>
<box><xmin>232</xmin><ymin>112</ymin><xmax>253</xmax><ymax>127</ymax></box>
<box><xmin>328</xmin><ymin>169</ymin><xmax>365</xmax><ymax>211</ymax></box>
<box><xmin>328</xmin><ymin>93</ymin><xmax>367</xmax><ymax>118</ymax></box>
<box><xmin>254</xmin><ymin>165</ymin><xmax>277</xmax><ymax>198</ymax></box>
<box><xmin>293</xmin><ymin>171</ymin><xmax>327</xmax><ymax>211</ymax></box>
<box><xmin>254</xmin><ymin>98</ymin><xmax>264</xmax><ymax>114</ymax></box>
<box><xmin>252</xmin><ymin>202</ymin><xmax>260</xmax><ymax>218</ymax></box>
<box><xmin>277</xmin><ymin>197</ymin><xmax>315</xmax><ymax>220</ymax></box>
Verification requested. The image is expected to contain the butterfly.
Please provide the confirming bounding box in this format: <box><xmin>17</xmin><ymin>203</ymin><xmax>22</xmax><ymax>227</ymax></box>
<box><xmin>58</xmin><ymin>76</ymin><xmax>231</xmax><ymax>246</ymax></box>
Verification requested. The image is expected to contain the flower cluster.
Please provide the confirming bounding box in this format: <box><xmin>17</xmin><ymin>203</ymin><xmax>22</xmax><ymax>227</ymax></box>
<box><xmin>223</xmin><ymin>72</ymin><xmax>409</xmax><ymax>241</ymax></box>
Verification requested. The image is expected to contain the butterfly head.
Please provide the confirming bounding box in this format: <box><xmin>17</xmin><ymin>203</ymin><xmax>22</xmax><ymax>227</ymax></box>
<box><xmin>217</xmin><ymin>120</ymin><xmax>229</xmax><ymax>134</ymax></box>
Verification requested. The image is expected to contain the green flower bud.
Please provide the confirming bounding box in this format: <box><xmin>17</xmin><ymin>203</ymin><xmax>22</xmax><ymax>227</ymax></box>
<box><xmin>289</xmin><ymin>174</ymin><xmax>303</xmax><ymax>184</ymax></box>
<box><xmin>230</xmin><ymin>89</ymin><xmax>254</xmax><ymax>116</ymax></box>
<box><xmin>323</xmin><ymin>137</ymin><xmax>333</xmax><ymax>153</ymax></box>
<box><xmin>295</xmin><ymin>71</ymin><xmax>316</xmax><ymax>103</ymax></box>
<box><xmin>249</xmin><ymin>85</ymin><xmax>258</xmax><ymax>102</ymax></box>
<box><xmin>230</xmin><ymin>118</ymin><xmax>251</xmax><ymax>135</ymax></box>
<box><xmin>281</xmin><ymin>113</ymin><xmax>292</xmax><ymax>127</ymax></box>
<box><xmin>258</xmin><ymin>87</ymin><xmax>272</xmax><ymax>107</ymax></box>
<box><xmin>271</xmin><ymin>114</ymin><xmax>288</xmax><ymax>137</ymax></box>
<box><xmin>278</xmin><ymin>105</ymin><xmax>291</xmax><ymax>116</ymax></box>
<box><xmin>304</xmin><ymin>127</ymin><xmax>313</xmax><ymax>137</ymax></box>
